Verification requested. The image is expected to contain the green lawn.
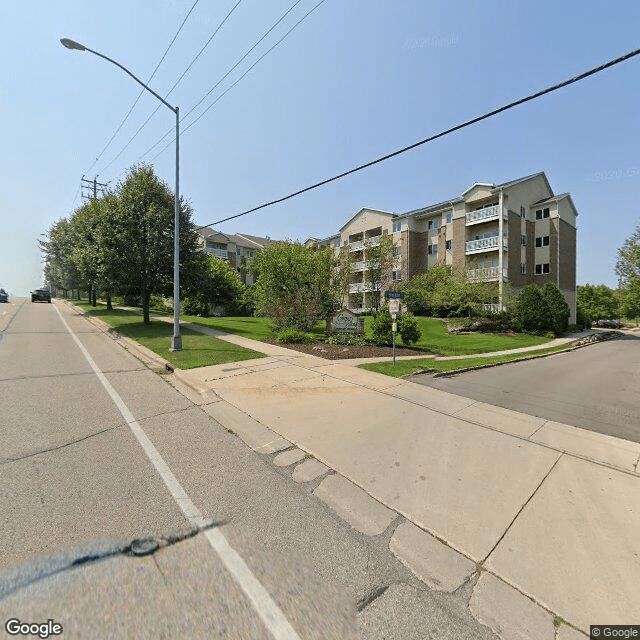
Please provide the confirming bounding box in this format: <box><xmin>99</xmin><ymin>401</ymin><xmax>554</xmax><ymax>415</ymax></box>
<box><xmin>373</xmin><ymin>316</ymin><xmax>552</xmax><ymax>356</ymax></box>
<box><xmin>71</xmin><ymin>298</ymin><xmax>553</xmax><ymax>359</ymax></box>
<box><xmin>360</xmin><ymin>343</ymin><xmax>572</xmax><ymax>378</ymax></box>
<box><xmin>74</xmin><ymin>302</ymin><xmax>264</xmax><ymax>369</ymax></box>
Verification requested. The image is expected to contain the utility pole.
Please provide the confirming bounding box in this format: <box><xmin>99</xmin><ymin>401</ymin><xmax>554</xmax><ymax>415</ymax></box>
<box><xmin>80</xmin><ymin>175</ymin><xmax>109</xmax><ymax>201</ymax></box>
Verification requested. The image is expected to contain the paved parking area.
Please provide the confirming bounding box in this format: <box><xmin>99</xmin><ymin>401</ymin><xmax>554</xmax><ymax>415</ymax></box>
<box><xmin>408</xmin><ymin>335</ymin><xmax>640</xmax><ymax>444</ymax></box>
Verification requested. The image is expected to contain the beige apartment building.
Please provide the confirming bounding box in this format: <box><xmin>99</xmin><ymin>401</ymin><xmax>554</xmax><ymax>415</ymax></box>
<box><xmin>309</xmin><ymin>172</ymin><xmax>578</xmax><ymax>321</ymax></box>
<box><xmin>196</xmin><ymin>228</ymin><xmax>275</xmax><ymax>286</ymax></box>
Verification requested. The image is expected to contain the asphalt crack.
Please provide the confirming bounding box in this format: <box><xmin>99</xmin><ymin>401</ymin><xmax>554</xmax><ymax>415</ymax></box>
<box><xmin>0</xmin><ymin>521</ymin><xmax>226</xmax><ymax>601</ymax></box>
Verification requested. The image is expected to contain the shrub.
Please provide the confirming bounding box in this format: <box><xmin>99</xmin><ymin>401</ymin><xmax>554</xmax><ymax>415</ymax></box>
<box><xmin>149</xmin><ymin>294</ymin><xmax>172</xmax><ymax>313</ymax></box>
<box><xmin>325</xmin><ymin>333</ymin><xmax>367</xmax><ymax>346</ymax></box>
<box><xmin>511</xmin><ymin>285</ymin><xmax>553</xmax><ymax>334</ymax></box>
<box><xmin>371</xmin><ymin>305</ymin><xmax>393</xmax><ymax>345</ymax></box>
<box><xmin>275</xmin><ymin>328</ymin><xmax>316</xmax><ymax>344</ymax></box>
<box><xmin>182</xmin><ymin>296</ymin><xmax>208</xmax><ymax>317</ymax></box>
<box><xmin>566</xmin><ymin>324</ymin><xmax>581</xmax><ymax>333</ymax></box>
<box><xmin>397</xmin><ymin>312</ymin><xmax>421</xmax><ymax>345</ymax></box>
<box><xmin>541</xmin><ymin>282</ymin><xmax>570</xmax><ymax>336</ymax></box>
<box><xmin>576</xmin><ymin>305</ymin><xmax>591</xmax><ymax>329</ymax></box>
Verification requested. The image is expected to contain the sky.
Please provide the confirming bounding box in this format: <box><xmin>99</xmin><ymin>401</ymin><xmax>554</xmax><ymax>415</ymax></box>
<box><xmin>1</xmin><ymin>0</ymin><xmax>638</xmax><ymax>296</ymax></box>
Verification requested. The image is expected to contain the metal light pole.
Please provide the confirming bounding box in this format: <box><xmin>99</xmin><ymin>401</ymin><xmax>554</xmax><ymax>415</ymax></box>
<box><xmin>60</xmin><ymin>38</ymin><xmax>183</xmax><ymax>350</ymax></box>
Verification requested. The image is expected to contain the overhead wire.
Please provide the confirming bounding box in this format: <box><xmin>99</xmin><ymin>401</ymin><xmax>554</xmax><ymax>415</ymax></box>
<box><xmin>100</xmin><ymin>0</ymin><xmax>243</xmax><ymax>175</ymax></box>
<box><xmin>136</xmin><ymin>0</ymin><xmax>307</xmax><ymax>162</ymax></box>
<box><xmin>148</xmin><ymin>0</ymin><xmax>327</xmax><ymax>163</ymax></box>
<box><xmin>86</xmin><ymin>0</ymin><xmax>200</xmax><ymax>175</ymax></box>
<box><xmin>194</xmin><ymin>45</ymin><xmax>640</xmax><ymax>230</ymax></box>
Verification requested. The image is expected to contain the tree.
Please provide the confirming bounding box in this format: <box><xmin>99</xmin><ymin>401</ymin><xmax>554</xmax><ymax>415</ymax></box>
<box><xmin>110</xmin><ymin>164</ymin><xmax>202</xmax><ymax>324</ymax></box>
<box><xmin>251</xmin><ymin>241</ymin><xmax>337</xmax><ymax>331</ymax></box>
<box><xmin>576</xmin><ymin>284</ymin><xmax>620</xmax><ymax>323</ymax></box>
<box><xmin>616</xmin><ymin>223</ymin><xmax>640</xmax><ymax>318</ymax></box>
<box><xmin>511</xmin><ymin>285</ymin><xmax>553</xmax><ymax>334</ymax></box>
<box><xmin>541</xmin><ymin>282</ymin><xmax>570</xmax><ymax>335</ymax></box>
<box><xmin>182</xmin><ymin>253</ymin><xmax>245</xmax><ymax>316</ymax></box>
<box><xmin>41</xmin><ymin>218</ymin><xmax>82</xmax><ymax>298</ymax></box>
<box><xmin>364</xmin><ymin>235</ymin><xmax>394</xmax><ymax>311</ymax></box>
<box><xmin>333</xmin><ymin>245</ymin><xmax>356</xmax><ymax>309</ymax></box>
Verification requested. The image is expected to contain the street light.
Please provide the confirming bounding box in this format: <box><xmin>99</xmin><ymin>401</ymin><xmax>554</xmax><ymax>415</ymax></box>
<box><xmin>60</xmin><ymin>38</ymin><xmax>183</xmax><ymax>350</ymax></box>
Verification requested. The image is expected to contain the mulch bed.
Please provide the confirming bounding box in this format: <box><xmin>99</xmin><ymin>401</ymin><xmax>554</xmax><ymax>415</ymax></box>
<box><xmin>261</xmin><ymin>338</ymin><xmax>431</xmax><ymax>360</ymax></box>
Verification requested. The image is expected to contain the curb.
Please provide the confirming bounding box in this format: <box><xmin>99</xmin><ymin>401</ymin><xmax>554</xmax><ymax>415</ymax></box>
<box><xmin>59</xmin><ymin>299</ymin><xmax>173</xmax><ymax>372</ymax></box>
<box><xmin>427</xmin><ymin>332</ymin><xmax>621</xmax><ymax>378</ymax></box>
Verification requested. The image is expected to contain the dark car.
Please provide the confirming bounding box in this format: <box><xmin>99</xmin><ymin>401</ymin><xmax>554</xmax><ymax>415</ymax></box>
<box><xmin>31</xmin><ymin>288</ymin><xmax>51</xmax><ymax>303</ymax></box>
<box><xmin>0</xmin><ymin>289</ymin><xmax>8</xmax><ymax>303</ymax></box>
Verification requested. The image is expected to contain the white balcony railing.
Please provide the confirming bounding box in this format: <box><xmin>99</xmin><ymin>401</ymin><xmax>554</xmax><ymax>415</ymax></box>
<box><xmin>206</xmin><ymin>247</ymin><xmax>228</xmax><ymax>258</ymax></box>
<box><xmin>349</xmin><ymin>282</ymin><xmax>381</xmax><ymax>293</ymax></box>
<box><xmin>483</xmin><ymin>303</ymin><xmax>505</xmax><ymax>313</ymax></box>
<box><xmin>366</xmin><ymin>235</ymin><xmax>381</xmax><ymax>246</ymax></box>
<box><xmin>352</xmin><ymin>260</ymin><xmax>381</xmax><ymax>271</ymax></box>
<box><xmin>349</xmin><ymin>240</ymin><xmax>364</xmax><ymax>251</ymax></box>
<box><xmin>467</xmin><ymin>267</ymin><xmax>508</xmax><ymax>281</ymax></box>
<box><xmin>465</xmin><ymin>205</ymin><xmax>507</xmax><ymax>225</ymax></box>
<box><xmin>465</xmin><ymin>235</ymin><xmax>508</xmax><ymax>253</ymax></box>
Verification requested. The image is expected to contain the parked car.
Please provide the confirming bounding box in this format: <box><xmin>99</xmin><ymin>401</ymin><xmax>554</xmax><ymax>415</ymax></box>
<box><xmin>31</xmin><ymin>288</ymin><xmax>51</xmax><ymax>303</ymax></box>
<box><xmin>0</xmin><ymin>288</ymin><xmax>8</xmax><ymax>303</ymax></box>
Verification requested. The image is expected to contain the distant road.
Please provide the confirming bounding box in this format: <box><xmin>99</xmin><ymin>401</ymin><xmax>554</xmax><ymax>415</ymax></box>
<box><xmin>408</xmin><ymin>335</ymin><xmax>640</xmax><ymax>443</ymax></box>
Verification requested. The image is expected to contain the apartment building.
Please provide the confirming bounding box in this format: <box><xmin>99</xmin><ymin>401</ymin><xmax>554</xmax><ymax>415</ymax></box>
<box><xmin>196</xmin><ymin>228</ymin><xmax>276</xmax><ymax>285</ymax></box>
<box><xmin>310</xmin><ymin>172</ymin><xmax>577</xmax><ymax>321</ymax></box>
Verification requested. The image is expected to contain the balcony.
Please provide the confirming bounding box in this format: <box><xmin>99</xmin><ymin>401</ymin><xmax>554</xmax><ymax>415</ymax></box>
<box><xmin>465</xmin><ymin>205</ymin><xmax>507</xmax><ymax>226</ymax></box>
<box><xmin>349</xmin><ymin>240</ymin><xmax>364</xmax><ymax>252</ymax></box>
<box><xmin>206</xmin><ymin>247</ymin><xmax>228</xmax><ymax>258</ymax></box>
<box><xmin>465</xmin><ymin>235</ymin><xmax>508</xmax><ymax>254</ymax></box>
<box><xmin>467</xmin><ymin>266</ymin><xmax>508</xmax><ymax>281</ymax></box>
<box><xmin>352</xmin><ymin>260</ymin><xmax>381</xmax><ymax>271</ymax></box>
<box><xmin>349</xmin><ymin>282</ymin><xmax>381</xmax><ymax>293</ymax></box>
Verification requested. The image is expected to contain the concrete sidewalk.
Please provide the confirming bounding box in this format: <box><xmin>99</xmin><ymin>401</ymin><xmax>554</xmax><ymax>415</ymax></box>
<box><xmin>175</xmin><ymin>349</ymin><xmax>640</xmax><ymax>638</ymax></box>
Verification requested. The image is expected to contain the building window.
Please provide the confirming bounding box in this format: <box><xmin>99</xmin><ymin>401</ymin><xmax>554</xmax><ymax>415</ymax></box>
<box><xmin>428</xmin><ymin>220</ymin><xmax>433</xmax><ymax>229</ymax></box>
<box><xmin>428</xmin><ymin>244</ymin><xmax>433</xmax><ymax>255</ymax></box>
<box><xmin>392</xmin><ymin>271</ymin><xmax>402</xmax><ymax>281</ymax></box>
<box><xmin>393</xmin><ymin>245</ymin><xmax>401</xmax><ymax>256</ymax></box>
<box><xmin>521</xmin><ymin>263</ymin><xmax>526</xmax><ymax>275</ymax></box>
<box><xmin>521</xmin><ymin>234</ymin><xmax>527</xmax><ymax>246</ymax></box>
<box><xmin>535</xmin><ymin>263</ymin><xmax>550</xmax><ymax>275</ymax></box>
<box><xmin>392</xmin><ymin>221</ymin><xmax>402</xmax><ymax>232</ymax></box>
<box><xmin>535</xmin><ymin>207</ymin><xmax>550</xmax><ymax>220</ymax></box>
<box><xmin>446</xmin><ymin>213</ymin><xmax>453</xmax><ymax>224</ymax></box>
<box><xmin>535</xmin><ymin>236</ymin><xmax>550</xmax><ymax>247</ymax></box>
<box><xmin>446</xmin><ymin>239</ymin><xmax>452</xmax><ymax>250</ymax></box>
<box><xmin>432</xmin><ymin>244</ymin><xmax>438</xmax><ymax>254</ymax></box>
<box><xmin>433</xmin><ymin>219</ymin><xmax>440</xmax><ymax>229</ymax></box>
<box><xmin>520</xmin><ymin>206</ymin><xmax>526</xmax><ymax>218</ymax></box>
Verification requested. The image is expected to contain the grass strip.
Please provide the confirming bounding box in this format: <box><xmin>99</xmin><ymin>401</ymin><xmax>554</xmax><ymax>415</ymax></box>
<box><xmin>74</xmin><ymin>302</ymin><xmax>265</xmax><ymax>370</ymax></box>
<box><xmin>359</xmin><ymin>343</ymin><xmax>573</xmax><ymax>378</ymax></box>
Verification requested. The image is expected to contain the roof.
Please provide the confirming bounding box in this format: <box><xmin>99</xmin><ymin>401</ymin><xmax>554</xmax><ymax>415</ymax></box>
<box><xmin>532</xmin><ymin>192</ymin><xmax>569</xmax><ymax>205</ymax></box>
<box><xmin>233</xmin><ymin>233</ymin><xmax>275</xmax><ymax>248</ymax></box>
<box><xmin>461</xmin><ymin>182</ymin><xmax>495</xmax><ymax>197</ymax></box>
<box><xmin>196</xmin><ymin>226</ymin><xmax>232</xmax><ymax>241</ymax></box>
<box><xmin>339</xmin><ymin>207</ymin><xmax>395</xmax><ymax>232</ymax></box>
<box><xmin>400</xmin><ymin>197</ymin><xmax>460</xmax><ymax>218</ymax></box>
<box><xmin>531</xmin><ymin>193</ymin><xmax>579</xmax><ymax>217</ymax></box>
<box><xmin>492</xmin><ymin>171</ymin><xmax>551</xmax><ymax>193</ymax></box>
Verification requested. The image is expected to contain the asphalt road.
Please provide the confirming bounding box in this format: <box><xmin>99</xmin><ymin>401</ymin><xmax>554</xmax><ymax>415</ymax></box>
<box><xmin>408</xmin><ymin>333</ymin><xmax>640</xmax><ymax>444</ymax></box>
<box><xmin>0</xmin><ymin>298</ymin><xmax>497</xmax><ymax>640</ymax></box>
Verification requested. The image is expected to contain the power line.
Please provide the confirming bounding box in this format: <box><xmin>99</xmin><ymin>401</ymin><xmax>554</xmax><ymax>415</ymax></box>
<box><xmin>150</xmin><ymin>0</ymin><xmax>327</xmax><ymax>163</ymax></box>
<box><xmin>100</xmin><ymin>0</ymin><xmax>243</xmax><ymax>175</ymax></box>
<box><xmin>196</xmin><ymin>45</ymin><xmax>640</xmax><ymax>230</ymax></box>
<box><xmin>136</xmin><ymin>0</ymin><xmax>306</xmax><ymax>161</ymax></box>
<box><xmin>87</xmin><ymin>0</ymin><xmax>200</xmax><ymax>175</ymax></box>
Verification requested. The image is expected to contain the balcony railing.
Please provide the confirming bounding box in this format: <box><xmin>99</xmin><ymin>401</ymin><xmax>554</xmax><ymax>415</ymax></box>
<box><xmin>467</xmin><ymin>267</ymin><xmax>508</xmax><ymax>281</ymax></box>
<box><xmin>483</xmin><ymin>303</ymin><xmax>504</xmax><ymax>313</ymax></box>
<box><xmin>352</xmin><ymin>260</ymin><xmax>381</xmax><ymax>271</ymax></box>
<box><xmin>465</xmin><ymin>235</ymin><xmax>508</xmax><ymax>253</ymax></box>
<box><xmin>206</xmin><ymin>247</ymin><xmax>228</xmax><ymax>258</ymax></box>
<box><xmin>349</xmin><ymin>282</ymin><xmax>381</xmax><ymax>293</ymax></box>
<box><xmin>465</xmin><ymin>205</ymin><xmax>507</xmax><ymax>225</ymax></box>
<box><xmin>349</xmin><ymin>240</ymin><xmax>364</xmax><ymax>251</ymax></box>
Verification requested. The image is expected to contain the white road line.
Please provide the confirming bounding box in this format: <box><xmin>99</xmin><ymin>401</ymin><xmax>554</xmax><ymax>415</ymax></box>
<box><xmin>54</xmin><ymin>304</ymin><xmax>301</xmax><ymax>640</ymax></box>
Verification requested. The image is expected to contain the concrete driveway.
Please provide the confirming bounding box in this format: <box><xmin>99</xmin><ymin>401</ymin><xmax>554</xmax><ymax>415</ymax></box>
<box><xmin>408</xmin><ymin>333</ymin><xmax>640</xmax><ymax>443</ymax></box>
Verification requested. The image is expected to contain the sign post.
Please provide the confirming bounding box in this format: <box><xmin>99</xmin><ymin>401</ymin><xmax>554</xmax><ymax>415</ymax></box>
<box><xmin>388</xmin><ymin>297</ymin><xmax>400</xmax><ymax>366</ymax></box>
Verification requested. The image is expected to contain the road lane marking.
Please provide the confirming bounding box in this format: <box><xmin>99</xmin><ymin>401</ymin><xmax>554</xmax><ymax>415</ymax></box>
<box><xmin>54</xmin><ymin>304</ymin><xmax>301</xmax><ymax>640</ymax></box>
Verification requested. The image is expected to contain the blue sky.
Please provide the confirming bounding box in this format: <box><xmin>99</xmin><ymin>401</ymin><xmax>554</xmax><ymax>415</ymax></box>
<box><xmin>2</xmin><ymin>0</ymin><xmax>638</xmax><ymax>295</ymax></box>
